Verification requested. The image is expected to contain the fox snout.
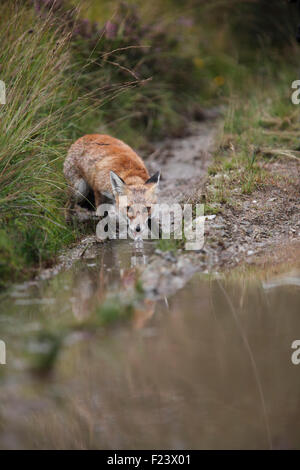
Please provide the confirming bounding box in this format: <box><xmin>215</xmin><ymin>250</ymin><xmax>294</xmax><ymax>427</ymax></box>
<box><xmin>110</xmin><ymin>170</ymin><xmax>160</xmax><ymax>240</ymax></box>
<box><xmin>126</xmin><ymin>205</ymin><xmax>149</xmax><ymax>239</ymax></box>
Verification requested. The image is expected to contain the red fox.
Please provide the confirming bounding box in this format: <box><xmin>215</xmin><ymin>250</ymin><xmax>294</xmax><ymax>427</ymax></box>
<box><xmin>64</xmin><ymin>134</ymin><xmax>160</xmax><ymax>238</ymax></box>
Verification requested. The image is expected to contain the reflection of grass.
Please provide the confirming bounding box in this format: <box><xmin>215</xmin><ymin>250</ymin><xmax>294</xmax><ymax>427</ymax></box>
<box><xmin>95</xmin><ymin>280</ymin><xmax>145</xmax><ymax>326</ymax></box>
<box><xmin>10</xmin><ymin>266</ymin><xmax>295</xmax><ymax>450</ymax></box>
<box><xmin>28</xmin><ymin>331</ymin><xmax>64</xmax><ymax>374</ymax></box>
<box><xmin>96</xmin><ymin>298</ymin><xmax>134</xmax><ymax>325</ymax></box>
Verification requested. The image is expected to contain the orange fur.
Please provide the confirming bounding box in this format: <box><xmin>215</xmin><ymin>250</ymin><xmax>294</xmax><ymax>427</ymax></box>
<box><xmin>64</xmin><ymin>134</ymin><xmax>152</xmax><ymax>207</ymax></box>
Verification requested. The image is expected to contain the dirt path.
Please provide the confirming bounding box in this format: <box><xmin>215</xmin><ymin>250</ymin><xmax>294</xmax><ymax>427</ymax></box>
<box><xmin>145</xmin><ymin>119</ymin><xmax>220</xmax><ymax>203</ymax></box>
<box><xmin>203</xmin><ymin>158</ymin><xmax>300</xmax><ymax>270</ymax></box>
<box><xmin>138</xmin><ymin>117</ymin><xmax>222</xmax><ymax>297</ymax></box>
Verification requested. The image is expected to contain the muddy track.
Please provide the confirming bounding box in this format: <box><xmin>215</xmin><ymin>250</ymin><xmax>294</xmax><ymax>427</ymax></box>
<box><xmin>139</xmin><ymin>118</ymin><xmax>222</xmax><ymax>298</ymax></box>
<box><xmin>36</xmin><ymin>113</ymin><xmax>300</xmax><ymax>299</ymax></box>
<box><xmin>145</xmin><ymin>119</ymin><xmax>220</xmax><ymax>203</ymax></box>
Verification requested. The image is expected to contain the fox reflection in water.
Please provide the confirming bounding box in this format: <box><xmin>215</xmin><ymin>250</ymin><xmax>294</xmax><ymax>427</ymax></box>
<box><xmin>70</xmin><ymin>240</ymin><xmax>156</xmax><ymax>329</ymax></box>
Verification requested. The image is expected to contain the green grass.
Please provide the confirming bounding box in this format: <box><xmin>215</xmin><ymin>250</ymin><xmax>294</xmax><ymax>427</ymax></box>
<box><xmin>0</xmin><ymin>6</ymin><xmax>79</xmax><ymax>285</ymax></box>
<box><xmin>0</xmin><ymin>3</ymin><xmax>113</xmax><ymax>286</ymax></box>
<box><xmin>156</xmin><ymin>238</ymin><xmax>184</xmax><ymax>252</ymax></box>
<box><xmin>204</xmin><ymin>62</ymin><xmax>300</xmax><ymax>207</ymax></box>
<box><xmin>204</xmin><ymin>204</ymin><xmax>222</xmax><ymax>216</ymax></box>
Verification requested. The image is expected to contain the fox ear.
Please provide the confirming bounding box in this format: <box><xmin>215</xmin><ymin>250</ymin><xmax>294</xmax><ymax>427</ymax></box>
<box><xmin>145</xmin><ymin>171</ymin><xmax>160</xmax><ymax>186</ymax></box>
<box><xmin>110</xmin><ymin>171</ymin><xmax>125</xmax><ymax>196</ymax></box>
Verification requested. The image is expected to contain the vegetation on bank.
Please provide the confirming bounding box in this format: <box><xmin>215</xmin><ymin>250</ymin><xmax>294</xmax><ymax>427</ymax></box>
<box><xmin>0</xmin><ymin>0</ymin><xmax>205</xmax><ymax>286</ymax></box>
<box><xmin>204</xmin><ymin>66</ymin><xmax>300</xmax><ymax>213</ymax></box>
<box><xmin>0</xmin><ymin>0</ymin><xmax>299</xmax><ymax>286</ymax></box>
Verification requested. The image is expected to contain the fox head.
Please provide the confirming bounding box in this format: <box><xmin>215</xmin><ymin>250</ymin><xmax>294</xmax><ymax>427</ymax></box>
<box><xmin>110</xmin><ymin>170</ymin><xmax>160</xmax><ymax>239</ymax></box>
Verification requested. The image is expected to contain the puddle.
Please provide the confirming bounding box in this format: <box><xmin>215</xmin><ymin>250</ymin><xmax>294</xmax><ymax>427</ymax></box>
<box><xmin>0</xmin><ymin>238</ymin><xmax>300</xmax><ymax>449</ymax></box>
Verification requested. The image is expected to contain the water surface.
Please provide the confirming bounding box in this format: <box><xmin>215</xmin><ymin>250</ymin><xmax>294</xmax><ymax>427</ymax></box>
<box><xmin>0</xmin><ymin>241</ymin><xmax>300</xmax><ymax>449</ymax></box>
